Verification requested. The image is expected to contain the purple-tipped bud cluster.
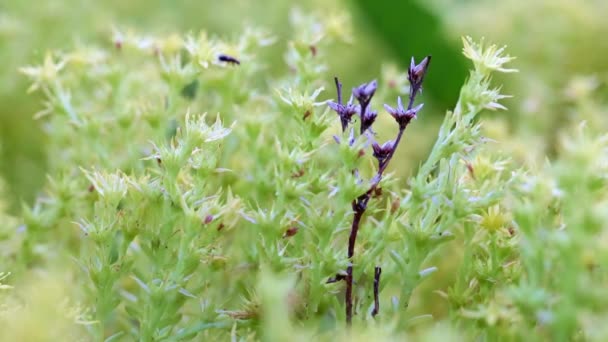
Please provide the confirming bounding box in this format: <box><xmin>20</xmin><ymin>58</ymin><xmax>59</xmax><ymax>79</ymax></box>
<box><xmin>352</xmin><ymin>80</ymin><xmax>377</xmax><ymax>106</ymax></box>
<box><xmin>329</xmin><ymin>56</ymin><xmax>430</xmax><ymax>156</ymax></box>
<box><xmin>408</xmin><ymin>56</ymin><xmax>431</xmax><ymax>95</ymax></box>
<box><xmin>372</xmin><ymin>140</ymin><xmax>394</xmax><ymax>167</ymax></box>
<box><xmin>328</xmin><ymin>78</ymin><xmax>380</xmax><ymax>135</ymax></box>
<box><xmin>360</xmin><ymin>109</ymin><xmax>377</xmax><ymax>134</ymax></box>
<box><xmin>353</xmin><ymin>80</ymin><xmax>378</xmax><ymax>134</ymax></box>
<box><xmin>384</xmin><ymin>97</ymin><xmax>424</xmax><ymax>129</ymax></box>
<box><xmin>328</xmin><ymin>77</ymin><xmax>360</xmax><ymax>132</ymax></box>
<box><xmin>328</xmin><ymin>96</ymin><xmax>358</xmax><ymax>132</ymax></box>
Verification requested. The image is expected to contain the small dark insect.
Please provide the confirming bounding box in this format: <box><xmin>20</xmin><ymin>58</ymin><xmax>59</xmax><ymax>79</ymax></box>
<box><xmin>309</xmin><ymin>45</ymin><xmax>317</xmax><ymax>57</ymax></box>
<box><xmin>326</xmin><ymin>273</ymin><xmax>347</xmax><ymax>284</ymax></box>
<box><xmin>372</xmin><ymin>187</ymin><xmax>383</xmax><ymax>198</ymax></box>
<box><xmin>218</xmin><ymin>54</ymin><xmax>240</xmax><ymax>65</ymax></box>
<box><xmin>291</xmin><ymin>169</ymin><xmax>305</xmax><ymax>178</ymax></box>
<box><xmin>302</xmin><ymin>110</ymin><xmax>311</xmax><ymax>121</ymax></box>
<box><xmin>283</xmin><ymin>226</ymin><xmax>299</xmax><ymax>238</ymax></box>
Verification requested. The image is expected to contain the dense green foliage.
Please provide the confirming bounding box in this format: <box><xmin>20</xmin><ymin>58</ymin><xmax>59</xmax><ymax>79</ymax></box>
<box><xmin>2</xmin><ymin>1</ymin><xmax>608</xmax><ymax>341</ymax></box>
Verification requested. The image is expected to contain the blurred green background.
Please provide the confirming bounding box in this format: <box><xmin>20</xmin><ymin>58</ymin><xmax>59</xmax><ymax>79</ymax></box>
<box><xmin>2</xmin><ymin>0</ymin><xmax>607</xmax><ymax>212</ymax></box>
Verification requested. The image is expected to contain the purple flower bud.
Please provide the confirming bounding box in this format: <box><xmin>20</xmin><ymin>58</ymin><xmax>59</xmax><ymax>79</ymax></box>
<box><xmin>328</xmin><ymin>95</ymin><xmax>358</xmax><ymax>132</ymax></box>
<box><xmin>348</xmin><ymin>127</ymin><xmax>355</xmax><ymax>147</ymax></box>
<box><xmin>330</xmin><ymin>77</ymin><xmax>359</xmax><ymax>132</ymax></box>
<box><xmin>384</xmin><ymin>97</ymin><xmax>423</xmax><ymax>129</ymax></box>
<box><xmin>360</xmin><ymin>109</ymin><xmax>377</xmax><ymax>134</ymax></box>
<box><xmin>352</xmin><ymin>80</ymin><xmax>378</xmax><ymax>134</ymax></box>
<box><xmin>352</xmin><ymin>80</ymin><xmax>378</xmax><ymax>105</ymax></box>
<box><xmin>408</xmin><ymin>56</ymin><xmax>431</xmax><ymax>88</ymax></box>
<box><xmin>372</xmin><ymin>140</ymin><xmax>394</xmax><ymax>166</ymax></box>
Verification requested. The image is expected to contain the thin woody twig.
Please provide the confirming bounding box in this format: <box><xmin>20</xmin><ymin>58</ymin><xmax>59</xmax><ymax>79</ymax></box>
<box><xmin>372</xmin><ymin>266</ymin><xmax>382</xmax><ymax>318</ymax></box>
<box><xmin>327</xmin><ymin>57</ymin><xmax>431</xmax><ymax>325</ymax></box>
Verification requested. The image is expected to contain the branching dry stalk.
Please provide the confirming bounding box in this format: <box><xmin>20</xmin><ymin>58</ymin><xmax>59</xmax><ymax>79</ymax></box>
<box><xmin>329</xmin><ymin>56</ymin><xmax>431</xmax><ymax>325</ymax></box>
